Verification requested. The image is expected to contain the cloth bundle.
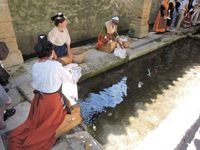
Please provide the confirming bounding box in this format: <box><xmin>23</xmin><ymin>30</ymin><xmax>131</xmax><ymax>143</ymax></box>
<box><xmin>114</xmin><ymin>44</ymin><xmax>127</xmax><ymax>59</ymax></box>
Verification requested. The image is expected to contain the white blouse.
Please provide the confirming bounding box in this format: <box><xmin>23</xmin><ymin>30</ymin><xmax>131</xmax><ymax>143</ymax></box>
<box><xmin>32</xmin><ymin>60</ymin><xmax>74</xmax><ymax>93</ymax></box>
<box><xmin>48</xmin><ymin>27</ymin><xmax>71</xmax><ymax>46</ymax></box>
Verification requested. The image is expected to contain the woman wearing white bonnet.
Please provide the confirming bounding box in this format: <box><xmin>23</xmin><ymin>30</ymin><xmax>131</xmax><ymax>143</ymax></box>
<box><xmin>96</xmin><ymin>16</ymin><xmax>120</xmax><ymax>49</ymax></box>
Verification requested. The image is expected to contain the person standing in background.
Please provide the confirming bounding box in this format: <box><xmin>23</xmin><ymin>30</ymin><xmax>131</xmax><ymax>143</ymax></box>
<box><xmin>167</xmin><ymin>0</ymin><xmax>176</xmax><ymax>29</ymax></box>
<box><xmin>171</xmin><ymin>0</ymin><xmax>181</xmax><ymax>27</ymax></box>
<box><xmin>191</xmin><ymin>0</ymin><xmax>200</xmax><ymax>25</ymax></box>
<box><xmin>153</xmin><ymin>0</ymin><xmax>169</xmax><ymax>33</ymax></box>
<box><xmin>176</xmin><ymin>0</ymin><xmax>189</xmax><ymax>28</ymax></box>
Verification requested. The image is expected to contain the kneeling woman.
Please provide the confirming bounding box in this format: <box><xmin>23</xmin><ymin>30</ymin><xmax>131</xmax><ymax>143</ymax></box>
<box><xmin>8</xmin><ymin>36</ymin><xmax>82</xmax><ymax>150</ymax></box>
<box><xmin>48</xmin><ymin>13</ymin><xmax>72</xmax><ymax>64</ymax></box>
<box><xmin>96</xmin><ymin>16</ymin><xmax>120</xmax><ymax>49</ymax></box>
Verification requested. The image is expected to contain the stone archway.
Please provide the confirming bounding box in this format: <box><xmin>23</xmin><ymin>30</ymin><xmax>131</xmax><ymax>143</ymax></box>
<box><xmin>0</xmin><ymin>0</ymin><xmax>23</xmax><ymax>68</ymax></box>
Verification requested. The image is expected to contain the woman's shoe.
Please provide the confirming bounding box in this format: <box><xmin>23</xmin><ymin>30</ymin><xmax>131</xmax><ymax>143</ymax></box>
<box><xmin>4</xmin><ymin>108</ymin><xmax>16</xmax><ymax>121</ymax></box>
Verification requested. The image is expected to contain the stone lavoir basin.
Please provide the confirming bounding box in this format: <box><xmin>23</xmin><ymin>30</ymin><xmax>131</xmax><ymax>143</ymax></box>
<box><xmin>77</xmin><ymin>37</ymin><xmax>200</xmax><ymax>149</ymax></box>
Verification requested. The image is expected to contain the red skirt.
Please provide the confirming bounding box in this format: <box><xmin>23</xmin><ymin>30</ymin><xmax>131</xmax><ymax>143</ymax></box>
<box><xmin>8</xmin><ymin>92</ymin><xmax>67</xmax><ymax>150</ymax></box>
<box><xmin>96</xmin><ymin>33</ymin><xmax>115</xmax><ymax>49</ymax></box>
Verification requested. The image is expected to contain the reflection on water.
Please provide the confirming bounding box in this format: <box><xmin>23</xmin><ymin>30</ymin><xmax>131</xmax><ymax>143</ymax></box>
<box><xmin>80</xmin><ymin>77</ymin><xmax>128</xmax><ymax>124</ymax></box>
<box><xmin>78</xmin><ymin>38</ymin><xmax>200</xmax><ymax>145</ymax></box>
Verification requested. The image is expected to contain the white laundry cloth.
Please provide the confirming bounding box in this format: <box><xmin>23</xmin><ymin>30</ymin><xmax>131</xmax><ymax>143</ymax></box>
<box><xmin>114</xmin><ymin>44</ymin><xmax>127</xmax><ymax>59</ymax></box>
<box><xmin>63</xmin><ymin>63</ymin><xmax>82</xmax><ymax>105</ymax></box>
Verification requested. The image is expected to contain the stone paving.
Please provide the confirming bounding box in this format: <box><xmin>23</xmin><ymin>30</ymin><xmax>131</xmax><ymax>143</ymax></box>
<box><xmin>0</xmin><ymin>26</ymin><xmax>200</xmax><ymax>150</ymax></box>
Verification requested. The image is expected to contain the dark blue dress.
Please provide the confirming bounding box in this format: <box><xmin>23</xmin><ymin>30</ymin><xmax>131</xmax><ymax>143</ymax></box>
<box><xmin>54</xmin><ymin>44</ymin><xmax>68</xmax><ymax>57</ymax></box>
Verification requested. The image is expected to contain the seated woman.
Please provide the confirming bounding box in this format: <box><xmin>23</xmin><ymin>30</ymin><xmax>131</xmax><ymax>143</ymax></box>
<box><xmin>8</xmin><ymin>36</ymin><xmax>82</xmax><ymax>150</ymax></box>
<box><xmin>153</xmin><ymin>0</ymin><xmax>169</xmax><ymax>33</ymax></box>
<box><xmin>48</xmin><ymin>12</ymin><xmax>72</xmax><ymax>65</ymax></box>
<box><xmin>96</xmin><ymin>16</ymin><xmax>120</xmax><ymax>50</ymax></box>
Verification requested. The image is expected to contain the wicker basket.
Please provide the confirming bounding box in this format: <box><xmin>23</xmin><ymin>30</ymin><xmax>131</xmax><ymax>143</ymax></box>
<box><xmin>122</xmin><ymin>41</ymin><xmax>130</xmax><ymax>48</ymax></box>
<box><xmin>100</xmin><ymin>41</ymin><xmax>117</xmax><ymax>53</ymax></box>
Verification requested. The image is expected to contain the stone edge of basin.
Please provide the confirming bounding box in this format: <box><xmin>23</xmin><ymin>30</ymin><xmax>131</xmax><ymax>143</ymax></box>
<box><xmin>80</xmin><ymin>33</ymin><xmax>190</xmax><ymax>82</ymax></box>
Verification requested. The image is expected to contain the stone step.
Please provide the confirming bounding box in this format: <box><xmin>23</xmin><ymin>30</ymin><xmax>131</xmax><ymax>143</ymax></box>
<box><xmin>128</xmin><ymin>32</ymin><xmax>163</xmax><ymax>49</ymax></box>
<box><xmin>52</xmin><ymin>131</ymin><xmax>103</xmax><ymax>150</ymax></box>
<box><xmin>7</xmin><ymin>88</ymin><xmax>25</xmax><ymax>108</ymax></box>
<box><xmin>0</xmin><ymin>101</ymin><xmax>30</xmax><ymax>135</ymax></box>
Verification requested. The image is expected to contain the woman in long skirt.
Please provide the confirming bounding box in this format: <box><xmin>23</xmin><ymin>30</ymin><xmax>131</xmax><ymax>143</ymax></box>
<box><xmin>153</xmin><ymin>0</ymin><xmax>169</xmax><ymax>33</ymax></box>
<box><xmin>8</xmin><ymin>36</ymin><xmax>82</xmax><ymax>150</ymax></box>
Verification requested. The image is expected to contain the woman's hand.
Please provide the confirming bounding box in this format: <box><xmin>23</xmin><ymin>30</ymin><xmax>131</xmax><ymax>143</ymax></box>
<box><xmin>52</xmin><ymin>50</ymin><xmax>58</xmax><ymax>60</ymax></box>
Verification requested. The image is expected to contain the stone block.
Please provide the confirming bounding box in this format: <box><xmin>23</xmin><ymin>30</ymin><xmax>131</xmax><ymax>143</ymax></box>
<box><xmin>0</xmin><ymin>0</ymin><xmax>8</xmax><ymax>4</ymax></box>
<box><xmin>0</xmin><ymin>3</ymin><xmax>11</xmax><ymax>22</ymax></box>
<box><xmin>0</xmin><ymin>22</ymin><xmax>15</xmax><ymax>39</ymax></box>
<box><xmin>132</xmin><ymin>0</ymin><xmax>152</xmax><ymax>17</ymax></box>
<box><xmin>3</xmin><ymin>50</ymin><xmax>24</xmax><ymax>68</ymax></box>
<box><xmin>133</xmin><ymin>8</ymin><xmax>151</xmax><ymax>19</ymax></box>
<box><xmin>0</xmin><ymin>37</ymin><xmax>18</xmax><ymax>52</ymax></box>
<box><xmin>130</xmin><ymin>24</ymin><xmax>149</xmax><ymax>38</ymax></box>
<box><xmin>131</xmin><ymin>18</ymin><xmax>149</xmax><ymax>26</ymax></box>
<box><xmin>18</xmin><ymin>83</ymin><xmax>34</xmax><ymax>102</ymax></box>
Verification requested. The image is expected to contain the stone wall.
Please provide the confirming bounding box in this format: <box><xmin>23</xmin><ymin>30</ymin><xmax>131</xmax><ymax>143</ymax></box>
<box><xmin>0</xmin><ymin>0</ymin><xmax>23</xmax><ymax>68</ymax></box>
<box><xmin>8</xmin><ymin>0</ymin><xmax>161</xmax><ymax>55</ymax></box>
<box><xmin>129</xmin><ymin>0</ymin><xmax>152</xmax><ymax>38</ymax></box>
